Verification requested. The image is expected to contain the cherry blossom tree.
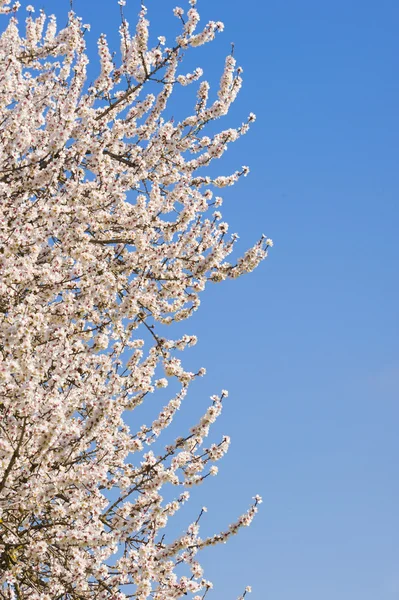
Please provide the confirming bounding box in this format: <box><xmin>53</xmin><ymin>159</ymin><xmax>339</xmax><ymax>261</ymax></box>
<box><xmin>0</xmin><ymin>0</ymin><xmax>272</xmax><ymax>597</ymax></box>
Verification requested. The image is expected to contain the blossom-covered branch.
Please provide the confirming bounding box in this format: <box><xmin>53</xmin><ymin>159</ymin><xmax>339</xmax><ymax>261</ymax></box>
<box><xmin>0</xmin><ymin>0</ymin><xmax>271</xmax><ymax>597</ymax></box>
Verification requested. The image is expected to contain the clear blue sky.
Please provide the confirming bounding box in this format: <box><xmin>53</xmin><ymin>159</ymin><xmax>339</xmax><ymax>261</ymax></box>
<box><xmin>18</xmin><ymin>0</ymin><xmax>399</xmax><ymax>597</ymax></box>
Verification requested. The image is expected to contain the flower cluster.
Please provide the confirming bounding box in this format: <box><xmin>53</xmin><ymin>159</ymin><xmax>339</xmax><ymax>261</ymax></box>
<box><xmin>0</xmin><ymin>1</ymin><xmax>271</xmax><ymax>598</ymax></box>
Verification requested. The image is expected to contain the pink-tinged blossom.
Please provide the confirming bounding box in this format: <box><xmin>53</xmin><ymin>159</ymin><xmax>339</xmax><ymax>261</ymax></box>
<box><xmin>0</xmin><ymin>1</ymin><xmax>271</xmax><ymax>597</ymax></box>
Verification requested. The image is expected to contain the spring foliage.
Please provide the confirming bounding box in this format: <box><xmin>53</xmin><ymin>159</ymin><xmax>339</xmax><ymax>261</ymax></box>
<box><xmin>0</xmin><ymin>0</ymin><xmax>271</xmax><ymax>597</ymax></box>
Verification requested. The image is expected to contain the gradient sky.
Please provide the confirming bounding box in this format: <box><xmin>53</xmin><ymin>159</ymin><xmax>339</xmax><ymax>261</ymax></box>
<box><xmin>14</xmin><ymin>0</ymin><xmax>399</xmax><ymax>598</ymax></box>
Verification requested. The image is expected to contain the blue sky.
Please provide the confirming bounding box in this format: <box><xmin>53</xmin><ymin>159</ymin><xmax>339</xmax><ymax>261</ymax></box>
<box><xmin>15</xmin><ymin>0</ymin><xmax>399</xmax><ymax>597</ymax></box>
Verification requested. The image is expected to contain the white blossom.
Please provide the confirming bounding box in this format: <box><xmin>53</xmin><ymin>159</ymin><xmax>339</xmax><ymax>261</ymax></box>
<box><xmin>0</xmin><ymin>2</ymin><xmax>271</xmax><ymax>597</ymax></box>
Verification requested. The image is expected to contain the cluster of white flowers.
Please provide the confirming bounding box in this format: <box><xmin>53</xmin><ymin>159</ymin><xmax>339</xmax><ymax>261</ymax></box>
<box><xmin>0</xmin><ymin>0</ymin><xmax>271</xmax><ymax>597</ymax></box>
